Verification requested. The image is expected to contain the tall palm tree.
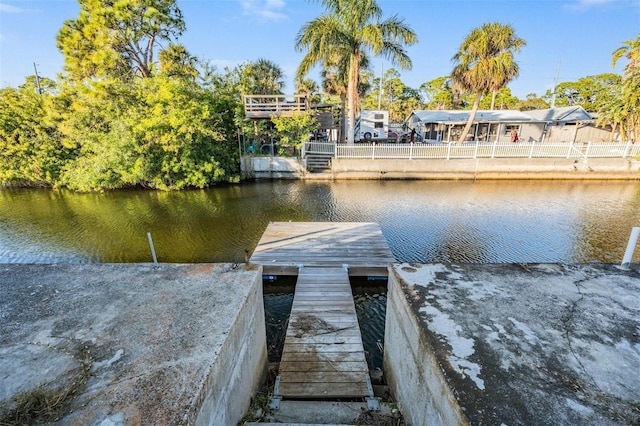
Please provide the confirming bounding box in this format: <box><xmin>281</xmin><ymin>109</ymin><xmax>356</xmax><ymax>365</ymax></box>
<box><xmin>295</xmin><ymin>0</ymin><xmax>417</xmax><ymax>144</ymax></box>
<box><xmin>451</xmin><ymin>22</ymin><xmax>526</xmax><ymax>144</ymax></box>
<box><xmin>610</xmin><ymin>35</ymin><xmax>640</xmax><ymax>141</ymax></box>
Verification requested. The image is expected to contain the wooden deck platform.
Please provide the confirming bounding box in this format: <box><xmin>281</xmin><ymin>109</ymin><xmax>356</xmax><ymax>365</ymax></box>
<box><xmin>250</xmin><ymin>222</ymin><xmax>395</xmax><ymax>276</ymax></box>
<box><xmin>251</xmin><ymin>222</ymin><xmax>393</xmax><ymax>404</ymax></box>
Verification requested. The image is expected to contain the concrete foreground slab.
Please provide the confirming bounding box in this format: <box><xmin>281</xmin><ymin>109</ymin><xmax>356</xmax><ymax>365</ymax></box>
<box><xmin>0</xmin><ymin>263</ymin><xmax>265</xmax><ymax>425</ymax></box>
<box><xmin>387</xmin><ymin>262</ymin><xmax>640</xmax><ymax>425</ymax></box>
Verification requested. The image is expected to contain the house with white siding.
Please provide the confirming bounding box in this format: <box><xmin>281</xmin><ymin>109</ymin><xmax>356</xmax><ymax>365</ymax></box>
<box><xmin>404</xmin><ymin>106</ymin><xmax>611</xmax><ymax>143</ymax></box>
<box><xmin>404</xmin><ymin>110</ymin><xmax>547</xmax><ymax>143</ymax></box>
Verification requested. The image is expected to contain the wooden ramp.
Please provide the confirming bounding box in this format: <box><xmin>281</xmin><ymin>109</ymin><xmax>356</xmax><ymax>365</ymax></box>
<box><xmin>278</xmin><ymin>266</ymin><xmax>370</xmax><ymax>398</ymax></box>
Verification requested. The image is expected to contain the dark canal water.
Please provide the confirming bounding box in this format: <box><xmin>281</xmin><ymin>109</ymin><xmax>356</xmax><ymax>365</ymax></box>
<box><xmin>2</xmin><ymin>180</ymin><xmax>639</xmax><ymax>369</ymax></box>
<box><xmin>2</xmin><ymin>180</ymin><xmax>639</xmax><ymax>264</ymax></box>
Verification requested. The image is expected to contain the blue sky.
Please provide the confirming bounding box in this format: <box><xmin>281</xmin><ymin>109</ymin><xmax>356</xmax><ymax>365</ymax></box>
<box><xmin>0</xmin><ymin>0</ymin><xmax>638</xmax><ymax>98</ymax></box>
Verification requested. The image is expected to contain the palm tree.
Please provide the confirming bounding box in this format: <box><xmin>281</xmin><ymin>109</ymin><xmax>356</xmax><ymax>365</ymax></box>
<box><xmin>612</xmin><ymin>34</ymin><xmax>640</xmax><ymax>72</ymax></box>
<box><xmin>295</xmin><ymin>0</ymin><xmax>417</xmax><ymax>144</ymax></box>
<box><xmin>242</xmin><ymin>58</ymin><xmax>286</xmax><ymax>95</ymax></box>
<box><xmin>295</xmin><ymin>77</ymin><xmax>320</xmax><ymax>106</ymax></box>
<box><xmin>610</xmin><ymin>35</ymin><xmax>640</xmax><ymax>142</ymax></box>
<box><xmin>451</xmin><ymin>22</ymin><xmax>526</xmax><ymax>144</ymax></box>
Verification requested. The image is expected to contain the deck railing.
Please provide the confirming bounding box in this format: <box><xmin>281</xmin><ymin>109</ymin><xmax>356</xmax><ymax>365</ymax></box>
<box><xmin>243</xmin><ymin>95</ymin><xmax>307</xmax><ymax>118</ymax></box>
<box><xmin>301</xmin><ymin>141</ymin><xmax>639</xmax><ymax>160</ymax></box>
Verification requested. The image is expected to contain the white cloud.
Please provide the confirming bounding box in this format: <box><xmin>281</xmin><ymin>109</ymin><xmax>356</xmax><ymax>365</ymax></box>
<box><xmin>238</xmin><ymin>0</ymin><xmax>288</xmax><ymax>21</ymax></box>
<box><xmin>567</xmin><ymin>0</ymin><xmax>618</xmax><ymax>10</ymax></box>
<box><xmin>0</xmin><ymin>3</ymin><xmax>24</xmax><ymax>13</ymax></box>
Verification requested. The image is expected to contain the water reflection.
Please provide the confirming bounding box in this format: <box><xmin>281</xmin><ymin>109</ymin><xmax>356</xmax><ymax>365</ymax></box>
<box><xmin>1</xmin><ymin>180</ymin><xmax>639</xmax><ymax>264</ymax></box>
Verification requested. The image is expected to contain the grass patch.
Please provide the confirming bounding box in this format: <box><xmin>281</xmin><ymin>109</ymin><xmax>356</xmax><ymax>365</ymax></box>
<box><xmin>0</xmin><ymin>342</ymin><xmax>93</xmax><ymax>425</ymax></box>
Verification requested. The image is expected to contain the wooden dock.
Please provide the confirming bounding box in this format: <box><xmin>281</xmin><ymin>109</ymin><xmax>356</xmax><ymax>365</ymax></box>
<box><xmin>251</xmin><ymin>222</ymin><xmax>394</xmax><ymax>403</ymax></box>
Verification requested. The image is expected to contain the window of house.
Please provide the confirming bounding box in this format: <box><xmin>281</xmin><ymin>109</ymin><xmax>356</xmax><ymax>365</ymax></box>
<box><xmin>504</xmin><ymin>124</ymin><xmax>520</xmax><ymax>135</ymax></box>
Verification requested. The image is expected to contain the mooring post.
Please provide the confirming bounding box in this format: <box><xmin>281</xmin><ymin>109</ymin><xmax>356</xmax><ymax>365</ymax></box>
<box><xmin>147</xmin><ymin>232</ymin><xmax>158</xmax><ymax>266</ymax></box>
<box><xmin>621</xmin><ymin>227</ymin><xmax>640</xmax><ymax>270</ymax></box>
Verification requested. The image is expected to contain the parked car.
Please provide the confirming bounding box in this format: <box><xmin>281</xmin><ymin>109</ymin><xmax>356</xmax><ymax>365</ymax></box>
<box><xmin>387</xmin><ymin>130</ymin><xmax>399</xmax><ymax>142</ymax></box>
<box><xmin>309</xmin><ymin>130</ymin><xmax>328</xmax><ymax>142</ymax></box>
<box><xmin>398</xmin><ymin>130</ymin><xmax>422</xmax><ymax>143</ymax></box>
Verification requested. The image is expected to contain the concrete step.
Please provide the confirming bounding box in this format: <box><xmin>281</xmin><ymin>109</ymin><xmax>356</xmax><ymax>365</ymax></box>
<box><xmin>306</xmin><ymin>155</ymin><xmax>332</xmax><ymax>170</ymax></box>
<box><xmin>244</xmin><ymin>400</ymin><xmax>399</xmax><ymax>425</ymax></box>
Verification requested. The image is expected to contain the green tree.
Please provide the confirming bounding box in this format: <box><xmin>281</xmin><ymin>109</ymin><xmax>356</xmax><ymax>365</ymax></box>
<box><xmin>57</xmin><ymin>0</ymin><xmax>185</xmax><ymax>80</ymax></box>
<box><xmin>420</xmin><ymin>76</ymin><xmax>454</xmax><ymax>110</ymax></box>
<box><xmin>451</xmin><ymin>22</ymin><xmax>525</xmax><ymax>143</ymax></box>
<box><xmin>478</xmin><ymin>87</ymin><xmax>519</xmax><ymax>110</ymax></box>
<box><xmin>515</xmin><ymin>93</ymin><xmax>550</xmax><ymax>111</ymax></box>
<box><xmin>271</xmin><ymin>111</ymin><xmax>318</xmax><ymax>155</ymax></box>
<box><xmin>548</xmin><ymin>74</ymin><xmax>621</xmax><ymax>111</ymax></box>
<box><xmin>363</xmin><ymin>68</ymin><xmax>421</xmax><ymax>122</ymax></box>
<box><xmin>0</xmin><ymin>78</ymin><xmax>73</xmax><ymax>186</ymax></box>
<box><xmin>55</xmin><ymin>78</ymin><xmax>143</xmax><ymax>190</ymax></box>
<box><xmin>130</xmin><ymin>76</ymin><xmax>238</xmax><ymax>189</ymax></box>
<box><xmin>55</xmin><ymin>73</ymin><xmax>239</xmax><ymax>191</ymax></box>
<box><xmin>295</xmin><ymin>0</ymin><xmax>417</xmax><ymax>144</ymax></box>
<box><xmin>159</xmin><ymin>43</ymin><xmax>198</xmax><ymax>80</ymax></box>
<box><xmin>612</xmin><ymin>35</ymin><xmax>640</xmax><ymax>71</ymax></box>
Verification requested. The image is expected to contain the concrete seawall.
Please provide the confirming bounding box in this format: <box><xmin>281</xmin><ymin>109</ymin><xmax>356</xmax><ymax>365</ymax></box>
<box><xmin>385</xmin><ymin>262</ymin><xmax>640</xmax><ymax>425</ymax></box>
<box><xmin>2</xmin><ymin>261</ymin><xmax>639</xmax><ymax>424</ymax></box>
<box><xmin>0</xmin><ymin>263</ymin><xmax>267</xmax><ymax>425</ymax></box>
<box><xmin>330</xmin><ymin>157</ymin><xmax>640</xmax><ymax>180</ymax></box>
<box><xmin>241</xmin><ymin>156</ymin><xmax>640</xmax><ymax>180</ymax></box>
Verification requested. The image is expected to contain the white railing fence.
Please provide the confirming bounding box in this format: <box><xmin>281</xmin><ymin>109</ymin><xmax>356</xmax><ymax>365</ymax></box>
<box><xmin>301</xmin><ymin>141</ymin><xmax>639</xmax><ymax>160</ymax></box>
<box><xmin>302</xmin><ymin>142</ymin><xmax>337</xmax><ymax>157</ymax></box>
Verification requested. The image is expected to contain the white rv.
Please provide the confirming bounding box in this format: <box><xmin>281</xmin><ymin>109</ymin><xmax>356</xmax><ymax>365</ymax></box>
<box><xmin>353</xmin><ymin>110</ymin><xmax>390</xmax><ymax>141</ymax></box>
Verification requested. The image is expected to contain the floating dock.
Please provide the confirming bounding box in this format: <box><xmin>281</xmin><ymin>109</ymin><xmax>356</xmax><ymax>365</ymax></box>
<box><xmin>251</xmin><ymin>222</ymin><xmax>395</xmax><ymax>402</ymax></box>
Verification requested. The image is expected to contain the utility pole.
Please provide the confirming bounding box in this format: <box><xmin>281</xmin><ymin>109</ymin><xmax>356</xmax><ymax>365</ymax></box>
<box><xmin>33</xmin><ymin>62</ymin><xmax>42</xmax><ymax>95</ymax></box>
<box><xmin>550</xmin><ymin>61</ymin><xmax>561</xmax><ymax>109</ymax></box>
<box><xmin>377</xmin><ymin>63</ymin><xmax>383</xmax><ymax>110</ymax></box>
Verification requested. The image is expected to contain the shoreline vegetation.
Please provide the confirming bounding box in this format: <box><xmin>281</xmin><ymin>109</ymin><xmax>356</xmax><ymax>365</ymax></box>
<box><xmin>1</xmin><ymin>0</ymin><xmax>638</xmax><ymax>192</ymax></box>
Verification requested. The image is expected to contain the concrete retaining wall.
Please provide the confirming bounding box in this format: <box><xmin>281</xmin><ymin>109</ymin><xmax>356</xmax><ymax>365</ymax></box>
<box><xmin>384</xmin><ymin>267</ymin><xmax>467</xmax><ymax>426</ymax></box>
<box><xmin>242</xmin><ymin>156</ymin><xmax>640</xmax><ymax>181</ymax></box>
<box><xmin>330</xmin><ymin>157</ymin><xmax>640</xmax><ymax>180</ymax></box>
<box><xmin>241</xmin><ymin>156</ymin><xmax>306</xmax><ymax>179</ymax></box>
<box><xmin>195</xmin><ymin>269</ymin><xmax>267</xmax><ymax>425</ymax></box>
